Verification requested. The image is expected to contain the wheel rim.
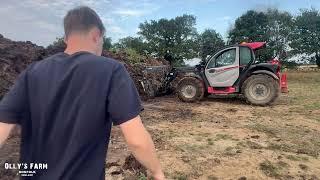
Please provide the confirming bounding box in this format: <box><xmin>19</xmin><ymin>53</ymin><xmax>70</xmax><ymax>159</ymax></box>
<box><xmin>249</xmin><ymin>83</ymin><xmax>270</xmax><ymax>101</ymax></box>
<box><xmin>181</xmin><ymin>85</ymin><xmax>197</xmax><ymax>99</ymax></box>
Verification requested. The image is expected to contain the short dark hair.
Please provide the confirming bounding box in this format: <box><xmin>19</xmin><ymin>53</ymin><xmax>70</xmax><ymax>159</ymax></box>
<box><xmin>63</xmin><ymin>6</ymin><xmax>105</xmax><ymax>38</ymax></box>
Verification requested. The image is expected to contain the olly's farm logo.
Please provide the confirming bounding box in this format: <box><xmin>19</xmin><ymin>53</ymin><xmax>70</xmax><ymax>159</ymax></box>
<box><xmin>4</xmin><ymin>163</ymin><xmax>48</xmax><ymax>177</ymax></box>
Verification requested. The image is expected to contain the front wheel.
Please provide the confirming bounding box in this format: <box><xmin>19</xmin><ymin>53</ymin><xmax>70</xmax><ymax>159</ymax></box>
<box><xmin>242</xmin><ymin>74</ymin><xmax>280</xmax><ymax>106</ymax></box>
<box><xmin>176</xmin><ymin>77</ymin><xmax>204</xmax><ymax>102</ymax></box>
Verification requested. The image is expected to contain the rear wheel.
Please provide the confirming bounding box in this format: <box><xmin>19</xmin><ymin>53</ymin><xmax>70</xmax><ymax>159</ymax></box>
<box><xmin>177</xmin><ymin>77</ymin><xmax>204</xmax><ymax>102</ymax></box>
<box><xmin>242</xmin><ymin>74</ymin><xmax>280</xmax><ymax>106</ymax></box>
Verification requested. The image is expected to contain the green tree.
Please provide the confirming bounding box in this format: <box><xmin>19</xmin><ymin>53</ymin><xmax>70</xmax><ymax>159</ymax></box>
<box><xmin>265</xmin><ymin>9</ymin><xmax>293</xmax><ymax>60</ymax></box>
<box><xmin>46</xmin><ymin>37</ymin><xmax>66</xmax><ymax>54</ymax></box>
<box><xmin>198</xmin><ymin>29</ymin><xmax>225</xmax><ymax>62</ymax></box>
<box><xmin>49</xmin><ymin>37</ymin><xmax>65</xmax><ymax>47</ymax></box>
<box><xmin>228</xmin><ymin>10</ymin><xmax>270</xmax><ymax>61</ymax></box>
<box><xmin>290</xmin><ymin>8</ymin><xmax>320</xmax><ymax>67</ymax></box>
<box><xmin>103</xmin><ymin>37</ymin><xmax>112</xmax><ymax>50</ymax></box>
<box><xmin>228</xmin><ymin>9</ymin><xmax>293</xmax><ymax>61</ymax></box>
<box><xmin>228</xmin><ymin>10</ymin><xmax>268</xmax><ymax>44</ymax></box>
<box><xmin>138</xmin><ymin>14</ymin><xmax>198</xmax><ymax>65</ymax></box>
<box><xmin>114</xmin><ymin>36</ymin><xmax>147</xmax><ymax>54</ymax></box>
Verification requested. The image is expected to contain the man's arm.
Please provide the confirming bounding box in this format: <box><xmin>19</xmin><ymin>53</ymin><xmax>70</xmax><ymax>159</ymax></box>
<box><xmin>107</xmin><ymin>64</ymin><xmax>165</xmax><ymax>179</ymax></box>
<box><xmin>0</xmin><ymin>122</ymin><xmax>15</xmax><ymax>147</ymax></box>
<box><xmin>120</xmin><ymin>116</ymin><xmax>165</xmax><ymax>180</ymax></box>
<box><xmin>0</xmin><ymin>68</ymin><xmax>31</xmax><ymax>148</ymax></box>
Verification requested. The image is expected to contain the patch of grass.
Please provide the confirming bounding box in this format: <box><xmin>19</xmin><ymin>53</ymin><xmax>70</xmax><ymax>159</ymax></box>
<box><xmin>259</xmin><ymin>160</ymin><xmax>283</xmax><ymax>178</ymax></box>
<box><xmin>267</xmin><ymin>143</ymin><xmax>292</xmax><ymax>152</ymax></box>
<box><xmin>238</xmin><ymin>177</ymin><xmax>247</xmax><ymax>180</ymax></box>
<box><xmin>237</xmin><ymin>141</ymin><xmax>246</xmax><ymax>147</ymax></box>
<box><xmin>173</xmin><ymin>172</ymin><xmax>188</xmax><ymax>180</ymax></box>
<box><xmin>296</xmin><ymin>147</ymin><xmax>319</xmax><ymax>158</ymax></box>
<box><xmin>248</xmin><ymin>118</ymin><xmax>320</xmax><ymax>158</ymax></box>
<box><xmin>299</xmin><ymin>164</ymin><xmax>308</xmax><ymax>171</ymax></box>
<box><xmin>246</xmin><ymin>141</ymin><xmax>263</xmax><ymax>149</ymax></box>
<box><xmin>277</xmin><ymin>161</ymin><xmax>289</xmax><ymax>168</ymax></box>
<box><xmin>285</xmin><ymin>154</ymin><xmax>309</xmax><ymax>161</ymax></box>
<box><xmin>287</xmin><ymin>72</ymin><xmax>320</xmax><ymax>116</ymax></box>
<box><xmin>175</xmin><ymin>143</ymin><xmax>208</xmax><ymax>153</ymax></box>
<box><xmin>262</xmin><ymin>124</ymin><xmax>320</xmax><ymax>158</ymax></box>
<box><xmin>138</xmin><ymin>173</ymin><xmax>147</xmax><ymax>180</ymax></box>
<box><xmin>198</xmin><ymin>132</ymin><xmax>211</xmax><ymax>137</ymax></box>
<box><xmin>223</xmin><ymin>146</ymin><xmax>237</xmax><ymax>156</ymax></box>
<box><xmin>304</xmin><ymin>102</ymin><xmax>320</xmax><ymax>110</ymax></box>
<box><xmin>166</xmin><ymin>129</ymin><xmax>179</xmax><ymax>139</ymax></box>
<box><xmin>207</xmin><ymin>138</ymin><xmax>214</xmax><ymax>145</ymax></box>
<box><xmin>248</xmin><ymin>124</ymin><xmax>278</xmax><ymax>137</ymax></box>
<box><xmin>268</xmin><ymin>142</ymin><xmax>319</xmax><ymax>158</ymax></box>
<box><xmin>215</xmin><ymin>134</ymin><xmax>233</xmax><ymax>141</ymax></box>
<box><xmin>207</xmin><ymin>175</ymin><xmax>219</xmax><ymax>180</ymax></box>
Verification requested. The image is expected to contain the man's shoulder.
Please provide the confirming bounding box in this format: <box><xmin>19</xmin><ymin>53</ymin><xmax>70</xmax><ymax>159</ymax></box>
<box><xmin>80</xmin><ymin>53</ymin><xmax>125</xmax><ymax>72</ymax></box>
<box><xmin>31</xmin><ymin>52</ymin><xmax>64</xmax><ymax>66</ymax></box>
<box><xmin>31</xmin><ymin>52</ymin><xmax>124</xmax><ymax>71</ymax></box>
<box><xmin>87</xmin><ymin>54</ymin><xmax>122</xmax><ymax>66</ymax></box>
<box><xmin>26</xmin><ymin>53</ymin><xmax>62</xmax><ymax>72</ymax></box>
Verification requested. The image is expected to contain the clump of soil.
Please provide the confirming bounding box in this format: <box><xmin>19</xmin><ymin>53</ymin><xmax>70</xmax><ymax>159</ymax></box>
<box><xmin>122</xmin><ymin>154</ymin><xmax>147</xmax><ymax>176</ymax></box>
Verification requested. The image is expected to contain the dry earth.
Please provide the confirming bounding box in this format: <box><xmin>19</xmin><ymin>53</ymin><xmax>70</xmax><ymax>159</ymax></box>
<box><xmin>1</xmin><ymin>71</ymin><xmax>319</xmax><ymax>180</ymax></box>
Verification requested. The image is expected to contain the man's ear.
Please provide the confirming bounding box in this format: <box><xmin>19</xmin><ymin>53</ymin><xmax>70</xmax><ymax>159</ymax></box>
<box><xmin>90</xmin><ymin>28</ymin><xmax>101</xmax><ymax>43</ymax></box>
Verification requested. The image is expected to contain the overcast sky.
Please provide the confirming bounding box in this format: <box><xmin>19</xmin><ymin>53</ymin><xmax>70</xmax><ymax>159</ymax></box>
<box><xmin>0</xmin><ymin>0</ymin><xmax>319</xmax><ymax>47</ymax></box>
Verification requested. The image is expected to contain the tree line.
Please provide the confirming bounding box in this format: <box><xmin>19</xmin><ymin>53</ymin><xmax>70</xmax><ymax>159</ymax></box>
<box><xmin>53</xmin><ymin>8</ymin><xmax>320</xmax><ymax>67</ymax></box>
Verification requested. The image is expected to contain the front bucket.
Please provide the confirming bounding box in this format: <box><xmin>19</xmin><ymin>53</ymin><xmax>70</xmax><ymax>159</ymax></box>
<box><xmin>140</xmin><ymin>79</ymin><xmax>155</xmax><ymax>98</ymax></box>
<box><xmin>280</xmin><ymin>73</ymin><xmax>288</xmax><ymax>93</ymax></box>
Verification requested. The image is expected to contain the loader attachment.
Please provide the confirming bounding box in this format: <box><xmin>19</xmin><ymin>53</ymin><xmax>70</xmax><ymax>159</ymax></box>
<box><xmin>139</xmin><ymin>65</ymin><xmax>171</xmax><ymax>98</ymax></box>
<box><xmin>139</xmin><ymin>78</ymin><xmax>155</xmax><ymax>98</ymax></box>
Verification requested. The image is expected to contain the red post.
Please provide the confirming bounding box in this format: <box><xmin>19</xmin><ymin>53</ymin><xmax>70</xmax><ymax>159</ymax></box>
<box><xmin>280</xmin><ymin>73</ymin><xmax>288</xmax><ymax>93</ymax></box>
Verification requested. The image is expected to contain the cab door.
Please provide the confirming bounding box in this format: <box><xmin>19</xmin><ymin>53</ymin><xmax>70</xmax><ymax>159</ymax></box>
<box><xmin>205</xmin><ymin>47</ymin><xmax>239</xmax><ymax>87</ymax></box>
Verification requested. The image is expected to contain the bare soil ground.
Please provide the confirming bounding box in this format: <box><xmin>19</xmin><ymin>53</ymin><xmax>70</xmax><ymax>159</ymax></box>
<box><xmin>107</xmin><ymin>71</ymin><xmax>320</xmax><ymax>180</ymax></box>
<box><xmin>1</xmin><ymin>71</ymin><xmax>320</xmax><ymax>180</ymax></box>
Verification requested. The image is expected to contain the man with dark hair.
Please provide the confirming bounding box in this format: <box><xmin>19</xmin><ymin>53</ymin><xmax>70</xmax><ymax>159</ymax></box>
<box><xmin>0</xmin><ymin>6</ymin><xmax>165</xmax><ymax>180</ymax></box>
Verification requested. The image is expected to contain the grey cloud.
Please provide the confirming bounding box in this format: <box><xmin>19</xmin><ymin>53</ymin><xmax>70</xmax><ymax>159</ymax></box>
<box><xmin>0</xmin><ymin>0</ymin><xmax>160</xmax><ymax>46</ymax></box>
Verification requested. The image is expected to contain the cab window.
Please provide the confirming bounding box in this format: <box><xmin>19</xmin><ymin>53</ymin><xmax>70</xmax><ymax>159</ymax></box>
<box><xmin>207</xmin><ymin>48</ymin><xmax>236</xmax><ymax>69</ymax></box>
<box><xmin>240</xmin><ymin>47</ymin><xmax>252</xmax><ymax>65</ymax></box>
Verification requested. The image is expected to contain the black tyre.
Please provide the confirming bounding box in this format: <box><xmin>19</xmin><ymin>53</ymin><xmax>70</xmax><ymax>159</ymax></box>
<box><xmin>176</xmin><ymin>77</ymin><xmax>204</xmax><ymax>102</ymax></box>
<box><xmin>203</xmin><ymin>91</ymin><xmax>210</xmax><ymax>98</ymax></box>
<box><xmin>242</xmin><ymin>74</ymin><xmax>280</xmax><ymax>106</ymax></box>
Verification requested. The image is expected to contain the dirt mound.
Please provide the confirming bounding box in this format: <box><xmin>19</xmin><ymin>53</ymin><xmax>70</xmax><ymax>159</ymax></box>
<box><xmin>0</xmin><ymin>35</ymin><xmax>47</xmax><ymax>97</ymax></box>
<box><xmin>102</xmin><ymin>50</ymin><xmax>170</xmax><ymax>99</ymax></box>
<box><xmin>0</xmin><ymin>35</ymin><xmax>170</xmax><ymax>99</ymax></box>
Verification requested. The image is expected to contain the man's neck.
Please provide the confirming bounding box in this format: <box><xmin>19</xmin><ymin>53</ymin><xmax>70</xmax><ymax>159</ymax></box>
<box><xmin>64</xmin><ymin>47</ymin><xmax>96</xmax><ymax>56</ymax></box>
<box><xmin>64</xmin><ymin>36</ymin><xmax>97</xmax><ymax>55</ymax></box>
